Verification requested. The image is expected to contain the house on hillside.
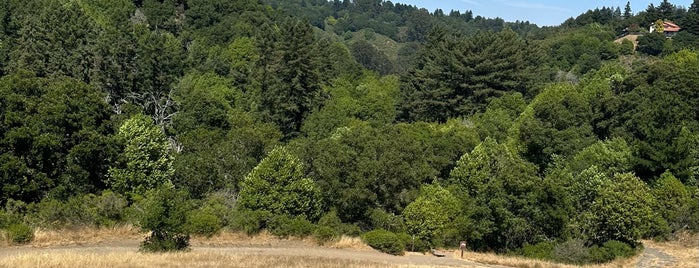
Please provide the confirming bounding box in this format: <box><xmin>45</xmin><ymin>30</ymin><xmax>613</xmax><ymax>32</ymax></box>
<box><xmin>649</xmin><ymin>21</ymin><xmax>681</xmax><ymax>38</ymax></box>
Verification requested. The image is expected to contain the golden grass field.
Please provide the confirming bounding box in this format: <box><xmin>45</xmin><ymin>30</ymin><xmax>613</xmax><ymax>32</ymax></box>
<box><xmin>0</xmin><ymin>226</ymin><xmax>696</xmax><ymax>268</ymax></box>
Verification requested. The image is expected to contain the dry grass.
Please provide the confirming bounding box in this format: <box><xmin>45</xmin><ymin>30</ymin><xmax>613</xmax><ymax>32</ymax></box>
<box><xmin>30</xmin><ymin>225</ymin><xmax>144</xmax><ymax>247</ymax></box>
<box><xmin>454</xmin><ymin>250</ymin><xmax>638</xmax><ymax>268</ymax></box>
<box><xmin>2</xmin><ymin>227</ymin><xmax>697</xmax><ymax>268</ymax></box>
<box><xmin>328</xmin><ymin>235</ymin><xmax>372</xmax><ymax>251</ymax></box>
<box><xmin>0</xmin><ymin>251</ymin><xmax>453</xmax><ymax>268</ymax></box>
<box><xmin>640</xmin><ymin>232</ymin><xmax>699</xmax><ymax>268</ymax></box>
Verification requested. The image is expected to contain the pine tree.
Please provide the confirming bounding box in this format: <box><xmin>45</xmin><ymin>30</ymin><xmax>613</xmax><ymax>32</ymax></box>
<box><xmin>624</xmin><ymin>1</ymin><xmax>632</xmax><ymax>18</ymax></box>
<box><xmin>257</xmin><ymin>18</ymin><xmax>324</xmax><ymax>140</ymax></box>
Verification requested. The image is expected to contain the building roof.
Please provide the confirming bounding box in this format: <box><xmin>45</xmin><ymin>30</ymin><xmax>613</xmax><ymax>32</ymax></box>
<box><xmin>663</xmin><ymin>21</ymin><xmax>681</xmax><ymax>32</ymax></box>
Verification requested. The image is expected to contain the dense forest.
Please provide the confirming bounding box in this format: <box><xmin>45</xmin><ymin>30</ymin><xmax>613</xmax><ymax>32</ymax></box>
<box><xmin>0</xmin><ymin>0</ymin><xmax>698</xmax><ymax>263</ymax></box>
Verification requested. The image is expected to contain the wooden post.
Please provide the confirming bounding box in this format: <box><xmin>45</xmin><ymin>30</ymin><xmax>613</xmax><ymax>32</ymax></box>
<box><xmin>459</xmin><ymin>241</ymin><xmax>467</xmax><ymax>258</ymax></box>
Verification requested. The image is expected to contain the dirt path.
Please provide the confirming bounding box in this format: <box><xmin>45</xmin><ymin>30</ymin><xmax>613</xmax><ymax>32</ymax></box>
<box><xmin>0</xmin><ymin>240</ymin><xmax>504</xmax><ymax>268</ymax></box>
<box><xmin>635</xmin><ymin>247</ymin><xmax>677</xmax><ymax>268</ymax></box>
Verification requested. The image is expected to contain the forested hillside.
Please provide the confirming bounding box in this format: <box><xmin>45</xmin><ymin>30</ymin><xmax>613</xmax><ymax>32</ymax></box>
<box><xmin>0</xmin><ymin>0</ymin><xmax>698</xmax><ymax>263</ymax></box>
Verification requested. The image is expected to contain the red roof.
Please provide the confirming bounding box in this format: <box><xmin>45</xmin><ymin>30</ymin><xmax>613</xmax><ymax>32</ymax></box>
<box><xmin>663</xmin><ymin>21</ymin><xmax>681</xmax><ymax>32</ymax></box>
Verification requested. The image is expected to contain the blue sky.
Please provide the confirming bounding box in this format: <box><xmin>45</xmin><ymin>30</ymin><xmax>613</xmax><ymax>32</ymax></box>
<box><xmin>394</xmin><ymin>0</ymin><xmax>693</xmax><ymax>26</ymax></box>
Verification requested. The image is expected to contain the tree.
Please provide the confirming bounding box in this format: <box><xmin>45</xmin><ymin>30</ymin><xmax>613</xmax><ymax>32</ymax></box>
<box><xmin>624</xmin><ymin>2</ymin><xmax>632</xmax><ymax>19</ymax></box>
<box><xmin>0</xmin><ymin>73</ymin><xmax>115</xmax><ymax>203</ymax></box>
<box><xmin>613</xmin><ymin>50</ymin><xmax>699</xmax><ymax>184</ymax></box>
<box><xmin>257</xmin><ymin>18</ymin><xmax>325</xmax><ymax>139</ymax></box>
<box><xmin>349</xmin><ymin>40</ymin><xmax>394</xmax><ymax>75</ymax></box>
<box><xmin>400</xmin><ymin>28</ymin><xmax>548</xmax><ymax>122</ymax></box>
<box><xmin>653</xmin><ymin>171</ymin><xmax>692</xmax><ymax>231</ymax></box>
<box><xmin>237</xmin><ymin>146</ymin><xmax>322</xmax><ymax>220</ymax></box>
<box><xmin>691</xmin><ymin>0</ymin><xmax>699</xmax><ymax>14</ymax></box>
<box><xmin>513</xmin><ymin>83</ymin><xmax>596</xmax><ymax>170</ymax></box>
<box><xmin>447</xmin><ymin>138</ymin><xmax>542</xmax><ymax>251</ymax></box>
<box><xmin>568</xmin><ymin>138</ymin><xmax>633</xmax><ymax>176</ymax></box>
<box><xmin>581</xmin><ymin>173</ymin><xmax>659</xmax><ymax>245</ymax></box>
<box><xmin>108</xmin><ymin>114</ymin><xmax>174</xmax><ymax>197</ymax></box>
<box><xmin>138</xmin><ymin>182</ymin><xmax>191</xmax><ymax>252</ymax></box>
<box><xmin>402</xmin><ymin>184</ymin><xmax>461</xmax><ymax>248</ymax></box>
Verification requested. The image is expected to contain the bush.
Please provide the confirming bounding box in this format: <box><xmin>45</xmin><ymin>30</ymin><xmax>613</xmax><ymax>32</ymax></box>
<box><xmin>589</xmin><ymin>240</ymin><xmax>636</xmax><ymax>263</ymax></box>
<box><xmin>231</xmin><ymin>210</ymin><xmax>271</xmax><ymax>235</ymax></box>
<box><xmin>397</xmin><ymin>232</ymin><xmax>429</xmax><ymax>252</ymax></box>
<box><xmin>552</xmin><ymin>239</ymin><xmax>590</xmax><ymax>264</ymax></box>
<box><xmin>267</xmin><ymin>215</ymin><xmax>315</xmax><ymax>238</ymax></box>
<box><xmin>7</xmin><ymin>223</ymin><xmax>34</xmax><ymax>244</ymax></box>
<box><xmin>138</xmin><ymin>184</ymin><xmax>192</xmax><ymax>252</ymax></box>
<box><xmin>140</xmin><ymin>231</ymin><xmax>190</xmax><ymax>252</ymax></box>
<box><xmin>362</xmin><ymin>229</ymin><xmax>404</xmax><ymax>255</ymax></box>
<box><xmin>313</xmin><ymin>226</ymin><xmax>338</xmax><ymax>245</ymax></box>
<box><xmin>186</xmin><ymin>210</ymin><xmax>222</xmax><ymax>237</ymax></box>
<box><xmin>522</xmin><ymin>241</ymin><xmax>555</xmax><ymax>260</ymax></box>
<box><xmin>368</xmin><ymin>208</ymin><xmax>404</xmax><ymax>233</ymax></box>
<box><xmin>317</xmin><ymin>210</ymin><xmax>362</xmax><ymax>236</ymax></box>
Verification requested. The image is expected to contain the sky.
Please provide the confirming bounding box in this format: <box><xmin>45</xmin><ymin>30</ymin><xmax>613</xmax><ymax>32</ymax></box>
<box><xmin>394</xmin><ymin>0</ymin><xmax>693</xmax><ymax>26</ymax></box>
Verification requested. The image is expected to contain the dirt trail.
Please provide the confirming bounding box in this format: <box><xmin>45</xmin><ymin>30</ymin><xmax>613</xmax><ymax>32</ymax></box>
<box><xmin>0</xmin><ymin>240</ymin><xmax>504</xmax><ymax>268</ymax></box>
<box><xmin>635</xmin><ymin>247</ymin><xmax>677</xmax><ymax>268</ymax></box>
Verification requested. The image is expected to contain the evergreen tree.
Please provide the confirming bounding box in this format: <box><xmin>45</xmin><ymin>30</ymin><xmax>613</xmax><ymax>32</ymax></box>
<box><xmin>624</xmin><ymin>1</ymin><xmax>632</xmax><ymax>18</ymax></box>
<box><xmin>257</xmin><ymin>18</ymin><xmax>325</xmax><ymax>140</ymax></box>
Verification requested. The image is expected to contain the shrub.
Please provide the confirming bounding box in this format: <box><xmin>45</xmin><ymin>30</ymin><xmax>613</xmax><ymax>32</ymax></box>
<box><xmin>397</xmin><ymin>232</ymin><xmax>429</xmax><ymax>252</ymax></box>
<box><xmin>313</xmin><ymin>226</ymin><xmax>338</xmax><ymax>245</ymax></box>
<box><xmin>230</xmin><ymin>210</ymin><xmax>271</xmax><ymax>235</ymax></box>
<box><xmin>522</xmin><ymin>241</ymin><xmax>555</xmax><ymax>260</ymax></box>
<box><xmin>589</xmin><ymin>240</ymin><xmax>635</xmax><ymax>263</ymax></box>
<box><xmin>140</xmin><ymin>232</ymin><xmax>190</xmax><ymax>252</ymax></box>
<box><xmin>361</xmin><ymin>229</ymin><xmax>404</xmax><ymax>255</ymax></box>
<box><xmin>267</xmin><ymin>215</ymin><xmax>315</xmax><ymax>238</ymax></box>
<box><xmin>552</xmin><ymin>239</ymin><xmax>590</xmax><ymax>264</ymax></box>
<box><xmin>317</xmin><ymin>210</ymin><xmax>362</xmax><ymax>236</ymax></box>
<box><xmin>369</xmin><ymin>208</ymin><xmax>404</xmax><ymax>233</ymax></box>
<box><xmin>186</xmin><ymin>211</ymin><xmax>222</xmax><ymax>237</ymax></box>
<box><xmin>138</xmin><ymin>184</ymin><xmax>192</xmax><ymax>252</ymax></box>
<box><xmin>7</xmin><ymin>223</ymin><xmax>34</xmax><ymax>244</ymax></box>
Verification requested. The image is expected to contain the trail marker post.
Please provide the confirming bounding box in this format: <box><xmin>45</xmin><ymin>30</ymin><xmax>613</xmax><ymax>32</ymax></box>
<box><xmin>459</xmin><ymin>241</ymin><xmax>467</xmax><ymax>258</ymax></box>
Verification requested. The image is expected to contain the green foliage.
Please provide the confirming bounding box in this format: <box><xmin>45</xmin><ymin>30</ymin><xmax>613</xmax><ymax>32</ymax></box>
<box><xmin>186</xmin><ymin>210</ymin><xmax>222</xmax><ymax>238</ymax></box>
<box><xmin>26</xmin><ymin>191</ymin><xmax>128</xmax><ymax>228</ymax></box>
<box><xmin>568</xmin><ymin>138</ymin><xmax>633</xmax><ymax>176</ymax></box>
<box><xmin>138</xmin><ymin>183</ymin><xmax>192</xmax><ymax>252</ymax></box>
<box><xmin>580</xmin><ymin>173</ymin><xmax>659</xmax><ymax>245</ymax></box>
<box><xmin>589</xmin><ymin>240</ymin><xmax>636</xmax><ymax>263</ymax></box>
<box><xmin>108</xmin><ymin>114</ymin><xmax>174</xmax><ymax>197</ymax></box>
<box><xmin>402</xmin><ymin>184</ymin><xmax>460</xmax><ymax>249</ymax></box>
<box><xmin>230</xmin><ymin>210</ymin><xmax>271</xmax><ymax>235</ymax></box>
<box><xmin>267</xmin><ymin>215</ymin><xmax>315</xmax><ymax>238</ymax></box>
<box><xmin>301</xmin><ymin>74</ymin><xmax>400</xmax><ymax>139</ymax></box>
<box><xmin>653</xmin><ymin>171</ymin><xmax>693</xmax><ymax>231</ymax></box>
<box><xmin>448</xmin><ymin>138</ymin><xmax>545</xmax><ymax>251</ymax></box>
<box><xmin>472</xmin><ymin>92</ymin><xmax>527</xmax><ymax>142</ymax></box>
<box><xmin>368</xmin><ymin>208</ymin><xmax>404</xmax><ymax>233</ymax></box>
<box><xmin>400</xmin><ymin>28</ymin><xmax>549</xmax><ymax>122</ymax></box>
<box><xmin>0</xmin><ymin>73</ymin><xmax>115</xmax><ymax>203</ymax></box>
<box><xmin>551</xmin><ymin>239</ymin><xmax>590</xmax><ymax>265</ymax></box>
<box><xmin>522</xmin><ymin>241</ymin><xmax>555</xmax><ymax>260</ymax></box>
<box><xmin>317</xmin><ymin>210</ymin><xmax>362</xmax><ymax>236</ymax></box>
<box><xmin>6</xmin><ymin>223</ymin><xmax>33</xmax><ymax>244</ymax></box>
<box><xmin>313</xmin><ymin>226</ymin><xmax>339</xmax><ymax>245</ymax></box>
<box><xmin>614</xmin><ymin>50</ymin><xmax>699</xmax><ymax>184</ymax></box>
<box><xmin>238</xmin><ymin>146</ymin><xmax>322</xmax><ymax>220</ymax></box>
<box><xmin>513</xmin><ymin>83</ymin><xmax>596</xmax><ymax>170</ymax></box>
<box><xmin>361</xmin><ymin>229</ymin><xmax>404</xmax><ymax>255</ymax></box>
<box><xmin>637</xmin><ymin>32</ymin><xmax>666</xmax><ymax>56</ymax></box>
<box><xmin>619</xmin><ymin>39</ymin><xmax>635</xmax><ymax>55</ymax></box>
